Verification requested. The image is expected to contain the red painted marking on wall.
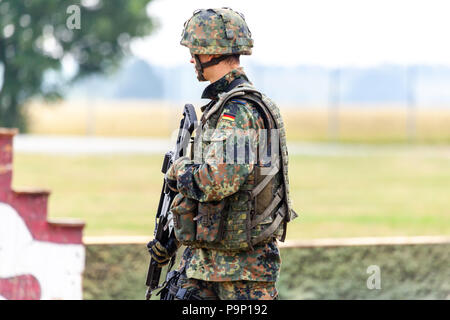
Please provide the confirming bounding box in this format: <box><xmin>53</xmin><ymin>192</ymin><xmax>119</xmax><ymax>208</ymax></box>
<box><xmin>0</xmin><ymin>129</ymin><xmax>85</xmax><ymax>299</ymax></box>
<box><xmin>0</xmin><ymin>275</ymin><xmax>41</xmax><ymax>300</ymax></box>
<box><xmin>0</xmin><ymin>130</ymin><xmax>84</xmax><ymax>244</ymax></box>
<box><xmin>0</xmin><ymin>135</ymin><xmax>13</xmax><ymax>190</ymax></box>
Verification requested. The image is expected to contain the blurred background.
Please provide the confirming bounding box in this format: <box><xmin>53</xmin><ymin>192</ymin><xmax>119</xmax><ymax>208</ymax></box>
<box><xmin>1</xmin><ymin>0</ymin><xmax>449</xmax><ymax>299</ymax></box>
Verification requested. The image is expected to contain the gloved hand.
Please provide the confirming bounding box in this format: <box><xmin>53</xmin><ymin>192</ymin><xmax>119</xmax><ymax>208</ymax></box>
<box><xmin>165</xmin><ymin>175</ymin><xmax>178</xmax><ymax>192</ymax></box>
<box><xmin>147</xmin><ymin>237</ymin><xmax>180</xmax><ymax>267</ymax></box>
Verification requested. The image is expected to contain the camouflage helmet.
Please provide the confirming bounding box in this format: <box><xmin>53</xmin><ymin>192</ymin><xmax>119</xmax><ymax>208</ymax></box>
<box><xmin>180</xmin><ymin>8</ymin><xmax>253</xmax><ymax>56</ymax></box>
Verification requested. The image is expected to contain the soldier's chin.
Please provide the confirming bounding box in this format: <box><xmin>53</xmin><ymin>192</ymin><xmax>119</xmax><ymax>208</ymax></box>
<box><xmin>196</xmin><ymin>71</ymin><xmax>207</xmax><ymax>82</ymax></box>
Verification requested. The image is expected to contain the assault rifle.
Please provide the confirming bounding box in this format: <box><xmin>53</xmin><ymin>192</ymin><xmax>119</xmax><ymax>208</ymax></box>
<box><xmin>145</xmin><ymin>104</ymin><xmax>197</xmax><ymax>300</ymax></box>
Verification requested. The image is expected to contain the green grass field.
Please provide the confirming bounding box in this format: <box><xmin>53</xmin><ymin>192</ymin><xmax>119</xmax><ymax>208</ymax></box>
<box><xmin>25</xmin><ymin>100</ymin><xmax>450</xmax><ymax>143</ymax></box>
<box><xmin>12</xmin><ymin>148</ymin><xmax>450</xmax><ymax>238</ymax></box>
<box><xmin>12</xmin><ymin>100</ymin><xmax>450</xmax><ymax>238</ymax></box>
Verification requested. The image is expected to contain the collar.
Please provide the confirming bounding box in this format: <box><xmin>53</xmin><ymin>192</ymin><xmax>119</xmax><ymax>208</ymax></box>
<box><xmin>201</xmin><ymin>67</ymin><xmax>251</xmax><ymax>103</ymax></box>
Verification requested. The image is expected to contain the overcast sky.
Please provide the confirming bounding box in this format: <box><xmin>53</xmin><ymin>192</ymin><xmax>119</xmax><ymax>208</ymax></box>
<box><xmin>130</xmin><ymin>0</ymin><xmax>450</xmax><ymax>68</ymax></box>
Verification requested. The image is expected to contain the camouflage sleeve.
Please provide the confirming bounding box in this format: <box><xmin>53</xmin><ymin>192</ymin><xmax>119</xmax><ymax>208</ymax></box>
<box><xmin>168</xmin><ymin>101</ymin><xmax>260</xmax><ymax>202</ymax></box>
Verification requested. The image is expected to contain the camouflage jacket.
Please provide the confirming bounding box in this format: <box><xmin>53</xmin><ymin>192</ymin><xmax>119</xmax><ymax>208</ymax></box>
<box><xmin>166</xmin><ymin>67</ymin><xmax>281</xmax><ymax>282</ymax></box>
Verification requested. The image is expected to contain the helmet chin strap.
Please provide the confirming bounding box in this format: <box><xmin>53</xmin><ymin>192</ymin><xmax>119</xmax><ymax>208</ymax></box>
<box><xmin>194</xmin><ymin>54</ymin><xmax>230</xmax><ymax>82</ymax></box>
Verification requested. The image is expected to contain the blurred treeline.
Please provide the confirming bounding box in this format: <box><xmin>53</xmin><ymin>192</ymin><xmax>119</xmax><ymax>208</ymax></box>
<box><xmin>0</xmin><ymin>0</ymin><xmax>155</xmax><ymax>130</ymax></box>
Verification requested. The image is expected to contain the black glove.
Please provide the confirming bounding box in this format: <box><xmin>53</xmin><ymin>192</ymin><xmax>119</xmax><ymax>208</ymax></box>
<box><xmin>147</xmin><ymin>237</ymin><xmax>179</xmax><ymax>267</ymax></box>
<box><xmin>166</xmin><ymin>178</ymin><xmax>178</xmax><ymax>192</ymax></box>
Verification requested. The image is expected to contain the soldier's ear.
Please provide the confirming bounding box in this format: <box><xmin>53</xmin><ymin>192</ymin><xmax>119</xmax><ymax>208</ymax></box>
<box><xmin>204</xmin><ymin>54</ymin><xmax>220</xmax><ymax>62</ymax></box>
<box><xmin>195</xmin><ymin>54</ymin><xmax>208</xmax><ymax>63</ymax></box>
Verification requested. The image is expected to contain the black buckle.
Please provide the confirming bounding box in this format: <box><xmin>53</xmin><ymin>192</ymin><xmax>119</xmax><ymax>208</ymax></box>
<box><xmin>175</xmin><ymin>287</ymin><xmax>203</xmax><ymax>300</ymax></box>
<box><xmin>175</xmin><ymin>288</ymin><xmax>190</xmax><ymax>300</ymax></box>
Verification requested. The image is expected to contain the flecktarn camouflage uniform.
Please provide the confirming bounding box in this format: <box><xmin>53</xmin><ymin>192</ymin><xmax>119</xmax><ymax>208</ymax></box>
<box><xmin>167</xmin><ymin>68</ymin><xmax>282</xmax><ymax>300</ymax></box>
<box><xmin>163</xmin><ymin>8</ymin><xmax>297</xmax><ymax>300</ymax></box>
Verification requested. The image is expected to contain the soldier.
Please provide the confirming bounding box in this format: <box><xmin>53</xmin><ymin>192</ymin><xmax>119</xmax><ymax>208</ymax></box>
<box><xmin>147</xmin><ymin>7</ymin><xmax>297</xmax><ymax>300</ymax></box>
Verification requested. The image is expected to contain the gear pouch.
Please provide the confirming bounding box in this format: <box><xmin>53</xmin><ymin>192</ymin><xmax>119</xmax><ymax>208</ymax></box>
<box><xmin>195</xmin><ymin>200</ymin><xmax>226</xmax><ymax>243</ymax></box>
<box><xmin>170</xmin><ymin>193</ymin><xmax>197</xmax><ymax>244</ymax></box>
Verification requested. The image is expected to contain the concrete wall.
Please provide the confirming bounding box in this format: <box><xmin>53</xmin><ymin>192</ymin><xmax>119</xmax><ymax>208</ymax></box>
<box><xmin>0</xmin><ymin>129</ymin><xmax>85</xmax><ymax>300</ymax></box>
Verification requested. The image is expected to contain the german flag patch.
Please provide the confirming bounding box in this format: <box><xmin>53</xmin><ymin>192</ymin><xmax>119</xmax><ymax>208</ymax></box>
<box><xmin>222</xmin><ymin>113</ymin><xmax>235</xmax><ymax>122</ymax></box>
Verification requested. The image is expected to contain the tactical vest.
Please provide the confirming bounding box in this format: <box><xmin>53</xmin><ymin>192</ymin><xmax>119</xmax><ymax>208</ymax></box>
<box><xmin>172</xmin><ymin>83</ymin><xmax>298</xmax><ymax>251</ymax></box>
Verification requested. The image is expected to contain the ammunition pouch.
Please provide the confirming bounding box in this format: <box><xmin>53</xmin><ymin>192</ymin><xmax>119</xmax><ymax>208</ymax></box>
<box><xmin>171</xmin><ymin>193</ymin><xmax>197</xmax><ymax>244</ymax></box>
<box><xmin>171</xmin><ymin>164</ymin><xmax>286</xmax><ymax>252</ymax></box>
